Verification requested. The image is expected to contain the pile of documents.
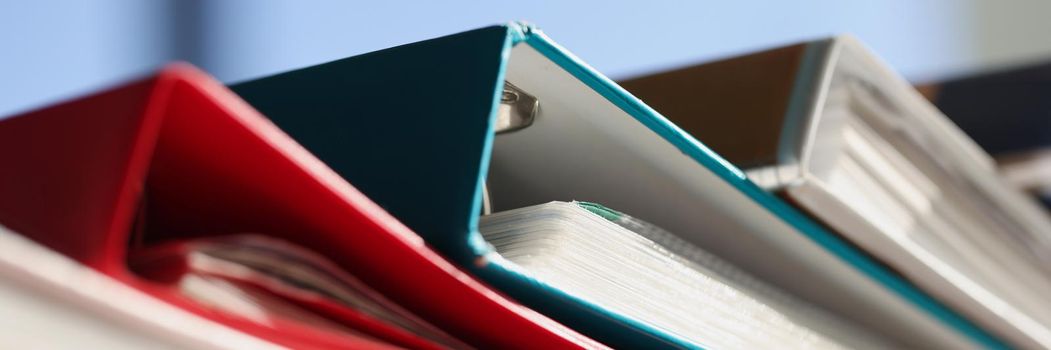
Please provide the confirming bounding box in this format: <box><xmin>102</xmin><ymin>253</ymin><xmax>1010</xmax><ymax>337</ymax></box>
<box><xmin>2</xmin><ymin>22</ymin><xmax>1051</xmax><ymax>349</ymax></box>
<box><xmin>481</xmin><ymin>201</ymin><xmax>891</xmax><ymax>349</ymax></box>
<box><xmin>129</xmin><ymin>235</ymin><xmax>468</xmax><ymax>349</ymax></box>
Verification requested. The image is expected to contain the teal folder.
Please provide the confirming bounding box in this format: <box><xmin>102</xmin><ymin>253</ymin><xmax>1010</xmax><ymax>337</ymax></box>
<box><xmin>230</xmin><ymin>23</ymin><xmax>1005</xmax><ymax>349</ymax></box>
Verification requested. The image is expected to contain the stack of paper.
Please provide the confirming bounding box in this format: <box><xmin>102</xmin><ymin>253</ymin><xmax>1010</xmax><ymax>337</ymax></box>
<box><xmin>481</xmin><ymin>201</ymin><xmax>892</xmax><ymax>349</ymax></box>
<box><xmin>130</xmin><ymin>235</ymin><xmax>469</xmax><ymax>349</ymax></box>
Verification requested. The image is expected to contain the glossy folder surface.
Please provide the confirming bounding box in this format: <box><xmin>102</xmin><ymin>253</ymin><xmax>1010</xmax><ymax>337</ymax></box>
<box><xmin>0</xmin><ymin>64</ymin><xmax>598</xmax><ymax>349</ymax></box>
<box><xmin>232</xmin><ymin>23</ymin><xmax>1004</xmax><ymax>348</ymax></box>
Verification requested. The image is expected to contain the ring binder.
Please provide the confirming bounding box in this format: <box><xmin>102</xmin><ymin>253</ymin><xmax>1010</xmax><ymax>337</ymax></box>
<box><xmin>231</xmin><ymin>23</ymin><xmax>1000</xmax><ymax>349</ymax></box>
<box><xmin>496</xmin><ymin>81</ymin><xmax>537</xmax><ymax>134</ymax></box>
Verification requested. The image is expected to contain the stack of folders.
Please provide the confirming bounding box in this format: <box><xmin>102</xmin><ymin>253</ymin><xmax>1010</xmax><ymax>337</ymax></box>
<box><xmin>13</xmin><ymin>22</ymin><xmax>1051</xmax><ymax>349</ymax></box>
<box><xmin>621</xmin><ymin>36</ymin><xmax>1051</xmax><ymax>348</ymax></box>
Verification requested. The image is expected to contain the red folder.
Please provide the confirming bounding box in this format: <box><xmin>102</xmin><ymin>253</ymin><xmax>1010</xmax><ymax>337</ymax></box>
<box><xmin>0</xmin><ymin>63</ymin><xmax>603</xmax><ymax>349</ymax></box>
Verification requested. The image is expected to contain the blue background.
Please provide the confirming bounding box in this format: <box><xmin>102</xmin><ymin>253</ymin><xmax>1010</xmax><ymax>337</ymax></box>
<box><xmin>3</xmin><ymin>0</ymin><xmax>1051</xmax><ymax>117</ymax></box>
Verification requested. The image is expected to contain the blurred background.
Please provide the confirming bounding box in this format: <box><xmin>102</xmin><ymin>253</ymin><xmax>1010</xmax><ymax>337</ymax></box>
<box><xmin>3</xmin><ymin>0</ymin><xmax>1051</xmax><ymax>118</ymax></box>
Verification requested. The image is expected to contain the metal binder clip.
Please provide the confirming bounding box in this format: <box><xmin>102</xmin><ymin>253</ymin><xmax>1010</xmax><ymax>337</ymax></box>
<box><xmin>482</xmin><ymin>182</ymin><xmax>493</xmax><ymax>215</ymax></box>
<box><xmin>483</xmin><ymin>82</ymin><xmax>537</xmax><ymax>216</ymax></box>
<box><xmin>495</xmin><ymin>81</ymin><xmax>538</xmax><ymax>134</ymax></box>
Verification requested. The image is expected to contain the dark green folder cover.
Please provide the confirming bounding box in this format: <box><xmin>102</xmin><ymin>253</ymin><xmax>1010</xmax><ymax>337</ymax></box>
<box><xmin>230</xmin><ymin>23</ymin><xmax>1005</xmax><ymax>349</ymax></box>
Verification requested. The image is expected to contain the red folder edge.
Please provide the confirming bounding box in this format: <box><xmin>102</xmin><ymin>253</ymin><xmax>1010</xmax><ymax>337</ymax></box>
<box><xmin>0</xmin><ymin>63</ymin><xmax>604</xmax><ymax>349</ymax></box>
